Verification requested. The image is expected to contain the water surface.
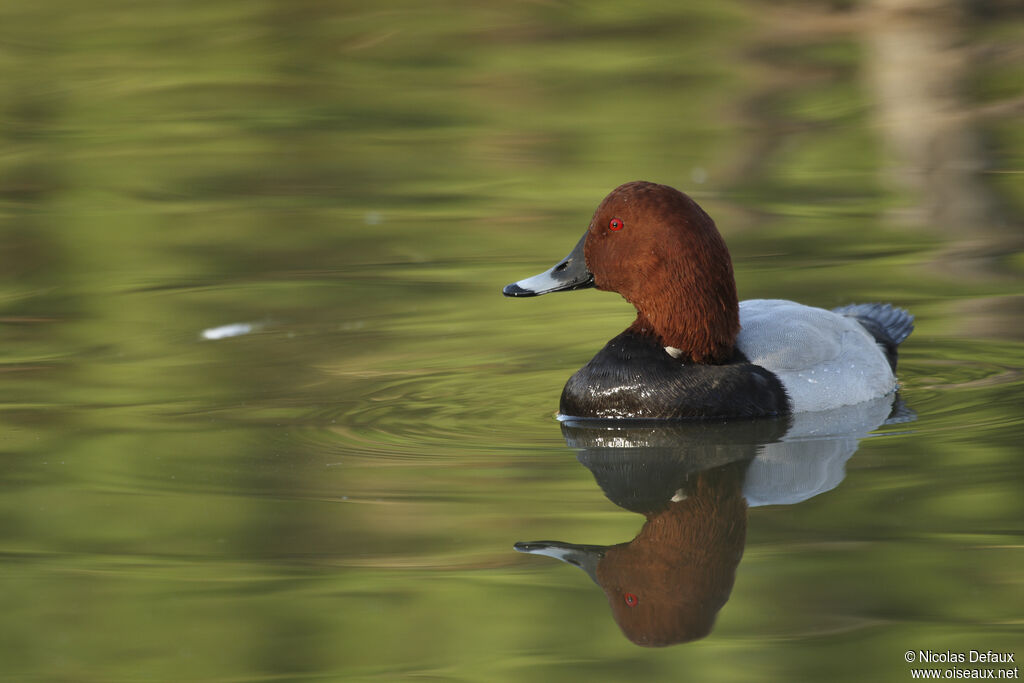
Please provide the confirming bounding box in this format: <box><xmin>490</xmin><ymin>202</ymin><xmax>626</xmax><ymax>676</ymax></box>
<box><xmin>1</xmin><ymin>1</ymin><xmax>1022</xmax><ymax>681</ymax></box>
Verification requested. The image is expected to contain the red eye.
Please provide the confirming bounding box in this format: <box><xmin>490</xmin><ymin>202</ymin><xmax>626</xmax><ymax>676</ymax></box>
<box><xmin>624</xmin><ymin>592</ymin><xmax>638</xmax><ymax>607</ymax></box>
<box><xmin>609</xmin><ymin>218</ymin><xmax>624</xmax><ymax>231</ymax></box>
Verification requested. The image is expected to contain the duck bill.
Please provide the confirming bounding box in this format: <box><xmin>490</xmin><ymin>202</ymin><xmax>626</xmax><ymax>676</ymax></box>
<box><xmin>503</xmin><ymin>232</ymin><xmax>594</xmax><ymax>297</ymax></box>
<box><xmin>514</xmin><ymin>540</ymin><xmax>605</xmax><ymax>585</ymax></box>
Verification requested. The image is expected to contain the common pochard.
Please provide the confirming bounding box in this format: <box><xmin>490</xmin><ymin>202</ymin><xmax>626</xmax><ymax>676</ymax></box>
<box><xmin>503</xmin><ymin>181</ymin><xmax>913</xmax><ymax>419</ymax></box>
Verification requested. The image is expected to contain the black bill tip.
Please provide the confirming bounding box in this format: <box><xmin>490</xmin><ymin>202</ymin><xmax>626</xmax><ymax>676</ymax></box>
<box><xmin>502</xmin><ymin>282</ymin><xmax>537</xmax><ymax>297</ymax></box>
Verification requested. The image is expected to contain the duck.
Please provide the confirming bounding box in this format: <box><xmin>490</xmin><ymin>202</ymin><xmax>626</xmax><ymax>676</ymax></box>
<box><xmin>502</xmin><ymin>181</ymin><xmax>914</xmax><ymax>419</ymax></box>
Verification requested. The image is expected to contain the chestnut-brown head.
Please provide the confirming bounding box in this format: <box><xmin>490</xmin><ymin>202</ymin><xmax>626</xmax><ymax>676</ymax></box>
<box><xmin>585</xmin><ymin>182</ymin><xmax>740</xmax><ymax>363</ymax></box>
<box><xmin>503</xmin><ymin>181</ymin><xmax>740</xmax><ymax>363</ymax></box>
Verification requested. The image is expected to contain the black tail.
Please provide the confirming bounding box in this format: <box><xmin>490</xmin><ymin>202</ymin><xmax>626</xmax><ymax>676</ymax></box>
<box><xmin>832</xmin><ymin>303</ymin><xmax>914</xmax><ymax>371</ymax></box>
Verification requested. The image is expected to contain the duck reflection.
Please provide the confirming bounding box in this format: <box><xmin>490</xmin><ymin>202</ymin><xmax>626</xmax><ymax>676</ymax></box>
<box><xmin>515</xmin><ymin>395</ymin><xmax>912</xmax><ymax>647</ymax></box>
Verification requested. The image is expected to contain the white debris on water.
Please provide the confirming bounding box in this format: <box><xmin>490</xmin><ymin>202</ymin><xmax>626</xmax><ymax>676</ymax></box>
<box><xmin>200</xmin><ymin>322</ymin><xmax>261</xmax><ymax>341</ymax></box>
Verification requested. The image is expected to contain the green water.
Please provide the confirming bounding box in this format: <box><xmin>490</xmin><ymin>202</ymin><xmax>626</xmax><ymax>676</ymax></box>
<box><xmin>1</xmin><ymin>1</ymin><xmax>1022</xmax><ymax>681</ymax></box>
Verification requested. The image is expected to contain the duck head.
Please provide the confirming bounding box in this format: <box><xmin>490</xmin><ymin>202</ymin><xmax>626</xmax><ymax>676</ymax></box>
<box><xmin>503</xmin><ymin>181</ymin><xmax>740</xmax><ymax>363</ymax></box>
<box><xmin>515</xmin><ymin>461</ymin><xmax>749</xmax><ymax>647</ymax></box>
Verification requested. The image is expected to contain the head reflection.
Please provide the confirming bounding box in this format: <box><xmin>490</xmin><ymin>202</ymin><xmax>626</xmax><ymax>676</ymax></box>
<box><xmin>516</xmin><ymin>396</ymin><xmax>909</xmax><ymax>647</ymax></box>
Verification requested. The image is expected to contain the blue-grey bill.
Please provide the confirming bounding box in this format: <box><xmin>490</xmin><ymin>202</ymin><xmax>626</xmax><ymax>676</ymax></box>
<box><xmin>503</xmin><ymin>232</ymin><xmax>594</xmax><ymax>297</ymax></box>
<box><xmin>514</xmin><ymin>540</ymin><xmax>605</xmax><ymax>585</ymax></box>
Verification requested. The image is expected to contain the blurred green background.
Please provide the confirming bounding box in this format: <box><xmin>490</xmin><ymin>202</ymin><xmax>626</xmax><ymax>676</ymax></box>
<box><xmin>0</xmin><ymin>0</ymin><xmax>1021</xmax><ymax>680</ymax></box>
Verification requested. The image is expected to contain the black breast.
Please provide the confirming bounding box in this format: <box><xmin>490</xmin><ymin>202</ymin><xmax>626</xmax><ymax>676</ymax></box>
<box><xmin>559</xmin><ymin>330</ymin><xmax>791</xmax><ymax>419</ymax></box>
